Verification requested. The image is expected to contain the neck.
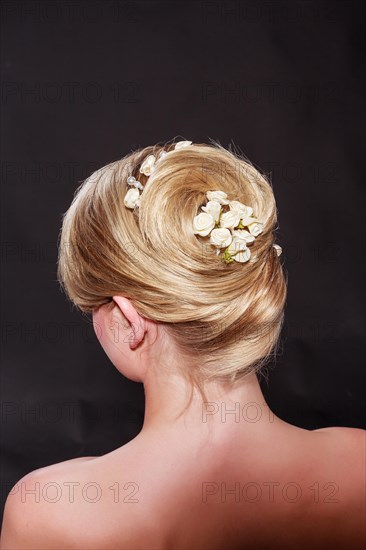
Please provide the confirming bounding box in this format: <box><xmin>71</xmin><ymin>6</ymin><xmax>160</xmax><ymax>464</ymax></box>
<box><xmin>140</xmin><ymin>365</ymin><xmax>278</xmax><ymax>441</ymax></box>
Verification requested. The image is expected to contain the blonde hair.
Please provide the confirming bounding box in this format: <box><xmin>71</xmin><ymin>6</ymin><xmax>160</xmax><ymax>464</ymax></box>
<box><xmin>57</xmin><ymin>139</ymin><xmax>287</xmax><ymax>394</ymax></box>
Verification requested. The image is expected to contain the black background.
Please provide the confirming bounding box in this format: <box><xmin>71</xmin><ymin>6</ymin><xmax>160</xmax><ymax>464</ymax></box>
<box><xmin>1</xmin><ymin>0</ymin><xmax>365</xmax><ymax>524</ymax></box>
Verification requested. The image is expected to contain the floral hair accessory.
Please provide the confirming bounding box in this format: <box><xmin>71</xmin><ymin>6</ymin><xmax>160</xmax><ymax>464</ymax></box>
<box><xmin>139</xmin><ymin>154</ymin><xmax>156</xmax><ymax>176</ymax></box>
<box><xmin>193</xmin><ymin>191</ymin><xmax>282</xmax><ymax>263</ymax></box>
<box><xmin>123</xmin><ymin>143</ymin><xmax>282</xmax><ymax>263</ymax></box>
<box><xmin>273</xmin><ymin>244</ymin><xmax>282</xmax><ymax>256</ymax></box>
<box><xmin>124</xmin><ymin>140</ymin><xmax>192</xmax><ymax>210</ymax></box>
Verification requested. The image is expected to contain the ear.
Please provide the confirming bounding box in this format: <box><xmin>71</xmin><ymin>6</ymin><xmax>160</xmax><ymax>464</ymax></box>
<box><xmin>112</xmin><ymin>295</ymin><xmax>146</xmax><ymax>350</ymax></box>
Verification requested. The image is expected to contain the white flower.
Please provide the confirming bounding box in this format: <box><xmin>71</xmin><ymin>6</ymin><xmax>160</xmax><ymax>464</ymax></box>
<box><xmin>139</xmin><ymin>154</ymin><xmax>156</xmax><ymax>176</ymax></box>
<box><xmin>234</xmin><ymin>248</ymin><xmax>251</xmax><ymax>263</ymax></box>
<box><xmin>227</xmin><ymin>237</ymin><xmax>251</xmax><ymax>263</ymax></box>
<box><xmin>201</xmin><ymin>200</ymin><xmax>221</xmax><ymax>222</ymax></box>
<box><xmin>229</xmin><ymin>201</ymin><xmax>253</xmax><ymax>218</ymax></box>
<box><xmin>247</xmin><ymin>222</ymin><xmax>263</xmax><ymax>237</ymax></box>
<box><xmin>220</xmin><ymin>210</ymin><xmax>241</xmax><ymax>229</ymax></box>
<box><xmin>231</xmin><ymin>229</ymin><xmax>255</xmax><ymax>244</ymax></box>
<box><xmin>273</xmin><ymin>244</ymin><xmax>282</xmax><ymax>256</ymax></box>
<box><xmin>210</xmin><ymin>228</ymin><xmax>232</xmax><ymax>248</ymax></box>
<box><xmin>193</xmin><ymin>212</ymin><xmax>216</xmax><ymax>236</ymax></box>
<box><xmin>206</xmin><ymin>191</ymin><xmax>230</xmax><ymax>205</ymax></box>
<box><xmin>227</xmin><ymin>236</ymin><xmax>248</xmax><ymax>255</ymax></box>
<box><xmin>157</xmin><ymin>150</ymin><xmax>168</xmax><ymax>161</ymax></box>
<box><xmin>241</xmin><ymin>216</ymin><xmax>258</xmax><ymax>227</ymax></box>
<box><xmin>174</xmin><ymin>140</ymin><xmax>192</xmax><ymax>150</ymax></box>
<box><xmin>124</xmin><ymin>188</ymin><xmax>140</xmax><ymax>209</ymax></box>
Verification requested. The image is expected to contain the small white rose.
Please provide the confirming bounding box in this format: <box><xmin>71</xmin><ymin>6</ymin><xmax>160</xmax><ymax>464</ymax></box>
<box><xmin>247</xmin><ymin>222</ymin><xmax>263</xmax><ymax>237</ymax></box>
<box><xmin>273</xmin><ymin>244</ymin><xmax>282</xmax><ymax>256</ymax></box>
<box><xmin>234</xmin><ymin>247</ymin><xmax>251</xmax><ymax>263</ymax></box>
<box><xmin>206</xmin><ymin>190</ymin><xmax>230</xmax><ymax>205</ymax></box>
<box><xmin>193</xmin><ymin>212</ymin><xmax>216</xmax><ymax>236</ymax></box>
<box><xmin>220</xmin><ymin>210</ymin><xmax>241</xmax><ymax>229</ymax></box>
<box><xmin>210</xmin><ymin>228</ymin><xmax>232</xmax><ymax>248</ymax></box>
<box><xmin>232</xmin><ymin>229</ymin><xmax>255</xmax><ymax>244</ymax></box>
<box><xmin>174</xmin><ymin>140</ymin><xmax>192</xmax><ymax>150</ymax></box>
<box><xmin>124</xmin><ymin>188</ymin><xmax>140</xmax><ymax>209</ymax></box>
<box><xmin>239</xmin><ymin>216</ymin><xmax>257</xmax><ymax>227</ymax></box>
<box><xmin>157</xmin><ymin>150</ymin><xmax>168</xmax><ymax>161</ymax></box>
<box><xmin>229</xmin><ymin>201</ymin><xmax>253</xmax><ymax>218</ymax></box>
<box><xmin>139</xmin><ymin>154</ymin><xmax>156</xmax><ymax>176</ymax></box>
<box><xmin>227</xmin><ymin>236</ymin><xmax>248</xmax><ymax>255</ymax></box>
<box><xmin>201</xmin><ymin>200</ymin><xmax>221</xmax><ymax>222</ymax></box>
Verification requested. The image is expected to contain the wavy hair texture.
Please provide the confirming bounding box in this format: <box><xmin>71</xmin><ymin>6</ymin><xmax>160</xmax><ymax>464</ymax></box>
<box><xmin>57</xmin><ymin>139</ymin><xmax>287</xmax><ymax>397</ymax></box>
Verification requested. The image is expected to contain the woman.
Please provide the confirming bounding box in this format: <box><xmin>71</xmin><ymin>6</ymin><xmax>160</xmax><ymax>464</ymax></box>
<box><xmin>1</xmin><ymin>140</ymin><xmax>364</xmax><ymax>549</ymax></box>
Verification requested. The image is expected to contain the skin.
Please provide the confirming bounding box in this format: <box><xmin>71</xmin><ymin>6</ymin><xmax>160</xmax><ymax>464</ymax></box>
<box><xmin>1</xmin><ymin>296</ymin><xmax>365</xmax><ymax>549</ymax></box>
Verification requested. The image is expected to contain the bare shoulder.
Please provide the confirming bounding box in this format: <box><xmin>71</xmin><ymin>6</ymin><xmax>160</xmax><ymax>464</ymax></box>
<box><xmin>313</xmin><ymin>425</ymin><xmax>365</xmax><ymax>456</ymax></box>
<box><xmin>313</xmin><ymin>426</ymin><xmax>365</xmax><ymax>477</ymax></box>
<box><xmin>309</xmin><ymin>426</ymin><xmax>366</xmax><ymax>541</ymax></box>
<box><xmin>0</xmin><ymin>457</ymin><xmax>90</xmax><ymax>549</ymax></box>
<box><xmin>0</xmin><ymin>455</ymin><xmax>141</xmax><ymax>549</ymax></box>
<box><xmin>314</xmin><ymin>425</ymin><xmax>366</xmax><ymax>439</ymax></box>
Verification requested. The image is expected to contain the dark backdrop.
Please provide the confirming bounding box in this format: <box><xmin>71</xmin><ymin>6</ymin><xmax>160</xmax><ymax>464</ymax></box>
<box><xmin>1</xmin><ymin>0</ymin><xmax>365</xmax><ymax>524</ymax></box>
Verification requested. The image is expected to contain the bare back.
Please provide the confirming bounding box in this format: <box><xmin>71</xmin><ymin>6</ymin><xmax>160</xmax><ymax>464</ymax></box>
<box><xmin>3</xmin><ymin>425</ymin><xmax>364</xmax><ymax>549</ymax></box>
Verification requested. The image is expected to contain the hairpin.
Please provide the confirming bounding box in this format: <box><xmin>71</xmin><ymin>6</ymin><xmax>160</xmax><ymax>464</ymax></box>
<box><xmin>124</xmin><ymin>141</ymin><xmax>192</xmax><ymax>209</ymax></box>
